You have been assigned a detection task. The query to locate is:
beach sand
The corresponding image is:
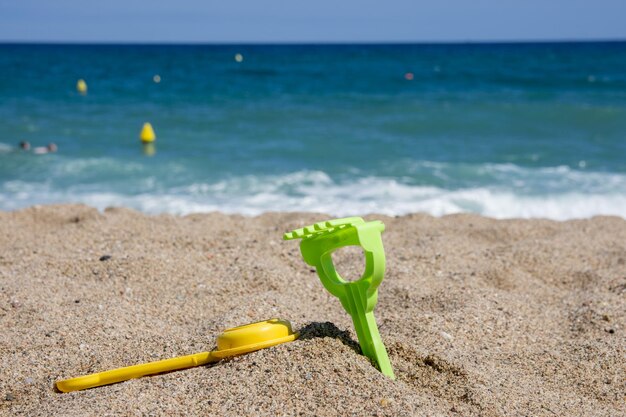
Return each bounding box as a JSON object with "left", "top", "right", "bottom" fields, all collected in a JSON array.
[{"left": 1, "top": 204, "right": 624, "bottom": 416}]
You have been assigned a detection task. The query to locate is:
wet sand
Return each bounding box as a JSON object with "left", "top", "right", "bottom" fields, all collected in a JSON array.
[{"left": 1, "top": 205, "right": 624, "bottom": 416}]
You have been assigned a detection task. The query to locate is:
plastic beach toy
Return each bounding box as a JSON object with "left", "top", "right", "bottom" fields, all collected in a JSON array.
[
  {"left": 284, "top": 217, "right": 395, "bottom": 379},
  {"left": 56, "top": 318, "right": 297, "bottom": 392}
]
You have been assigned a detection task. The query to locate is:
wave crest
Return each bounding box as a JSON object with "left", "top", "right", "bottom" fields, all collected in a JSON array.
[{"left": 2, "top": 168, "right": 626, "bottom": 220}]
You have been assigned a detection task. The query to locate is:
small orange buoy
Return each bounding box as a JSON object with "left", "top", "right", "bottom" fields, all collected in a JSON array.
[{"left": 404, "top": 72, "right": 414, "bottom": 81}]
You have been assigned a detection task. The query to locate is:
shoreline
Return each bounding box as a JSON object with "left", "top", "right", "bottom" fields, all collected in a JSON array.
[
  {"left": 5, "top": 202, "right": 626, "bottom": 222},
  {"left": 1, "top": 204, "right": 624, "bottom": 416}
]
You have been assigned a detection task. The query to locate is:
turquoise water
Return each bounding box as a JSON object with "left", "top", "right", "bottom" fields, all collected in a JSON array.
[{"left": 1, "top": 42, "right": 625, "bottom": 218}]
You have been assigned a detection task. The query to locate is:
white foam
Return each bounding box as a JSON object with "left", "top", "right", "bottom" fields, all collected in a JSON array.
[
  {"left": 0, "top": 142, "right": 15, "bottom": 153},
  {"left": 2, "top": 169, "right": 626, "bottom": 220}
]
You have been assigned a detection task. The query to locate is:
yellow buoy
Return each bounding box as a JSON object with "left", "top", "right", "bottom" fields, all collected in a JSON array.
[
  {"left": 76, "top": 79, "right": 87, "bottom": 95},
  {"left": 234, "top": 53, "right": 243, "bottom": 63},
  {"left": 139, "top": 122, "right": 156, "bottom": 143}
]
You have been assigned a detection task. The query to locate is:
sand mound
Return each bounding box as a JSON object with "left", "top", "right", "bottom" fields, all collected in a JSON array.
[{"left": 1, "top": 205, "right": 624, "bottom": 416}]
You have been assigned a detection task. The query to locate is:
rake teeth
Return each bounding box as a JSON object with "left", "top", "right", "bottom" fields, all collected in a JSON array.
[{"left": 282, "top": 216, "right": 365, "bottom": 240}]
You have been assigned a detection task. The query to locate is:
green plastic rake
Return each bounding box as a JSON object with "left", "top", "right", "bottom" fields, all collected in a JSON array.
[{"left": 284, "top": 217, "right": 394, "bottom": 379}]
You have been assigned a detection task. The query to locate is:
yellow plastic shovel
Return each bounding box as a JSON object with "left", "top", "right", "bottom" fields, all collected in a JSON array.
[{"left": 56, "top": 318, "right": 297, "bottom": 393}]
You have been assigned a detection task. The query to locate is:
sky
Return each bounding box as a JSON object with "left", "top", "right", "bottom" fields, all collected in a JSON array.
[{"left": 1, "top": 0, "right": 625, "bottom": 43}]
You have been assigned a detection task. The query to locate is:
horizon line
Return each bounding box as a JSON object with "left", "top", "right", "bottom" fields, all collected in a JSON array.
[{"left": 1, "top": 38, "right": 625, "bottom": 46}]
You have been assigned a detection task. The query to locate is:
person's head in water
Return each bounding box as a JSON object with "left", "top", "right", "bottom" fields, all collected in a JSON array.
[
  {"left": 47, "top": 143, "right": 58, "bottom": 153},
  {"left": 19, "top": 141, "right": 30, "bottom": 150}
]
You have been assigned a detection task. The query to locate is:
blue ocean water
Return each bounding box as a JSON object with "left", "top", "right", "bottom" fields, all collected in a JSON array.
[{"left": 1, "top": 42, "right": 625, "bottom": 219}]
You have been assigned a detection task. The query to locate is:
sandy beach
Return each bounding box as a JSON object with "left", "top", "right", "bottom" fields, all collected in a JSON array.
[{"left": 0, "top": 204, "right": 624, "bottom": 416}]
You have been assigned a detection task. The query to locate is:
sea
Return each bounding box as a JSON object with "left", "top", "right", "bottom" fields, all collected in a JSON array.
[{"left": 1, "top": 42, "right": 625, "bottom": 219}]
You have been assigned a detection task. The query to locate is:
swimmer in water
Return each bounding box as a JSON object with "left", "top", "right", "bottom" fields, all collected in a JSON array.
[
  {"left": 32, "top": 143, "right": 58, "bottom": 155},
  {"left": 19, "top": 141, "right": 31, "bottom": 151}
]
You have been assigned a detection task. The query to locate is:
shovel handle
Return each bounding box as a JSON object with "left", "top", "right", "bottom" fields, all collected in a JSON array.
[{"left": 56, "top": 351, "right": 215, "bottom": 392}]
